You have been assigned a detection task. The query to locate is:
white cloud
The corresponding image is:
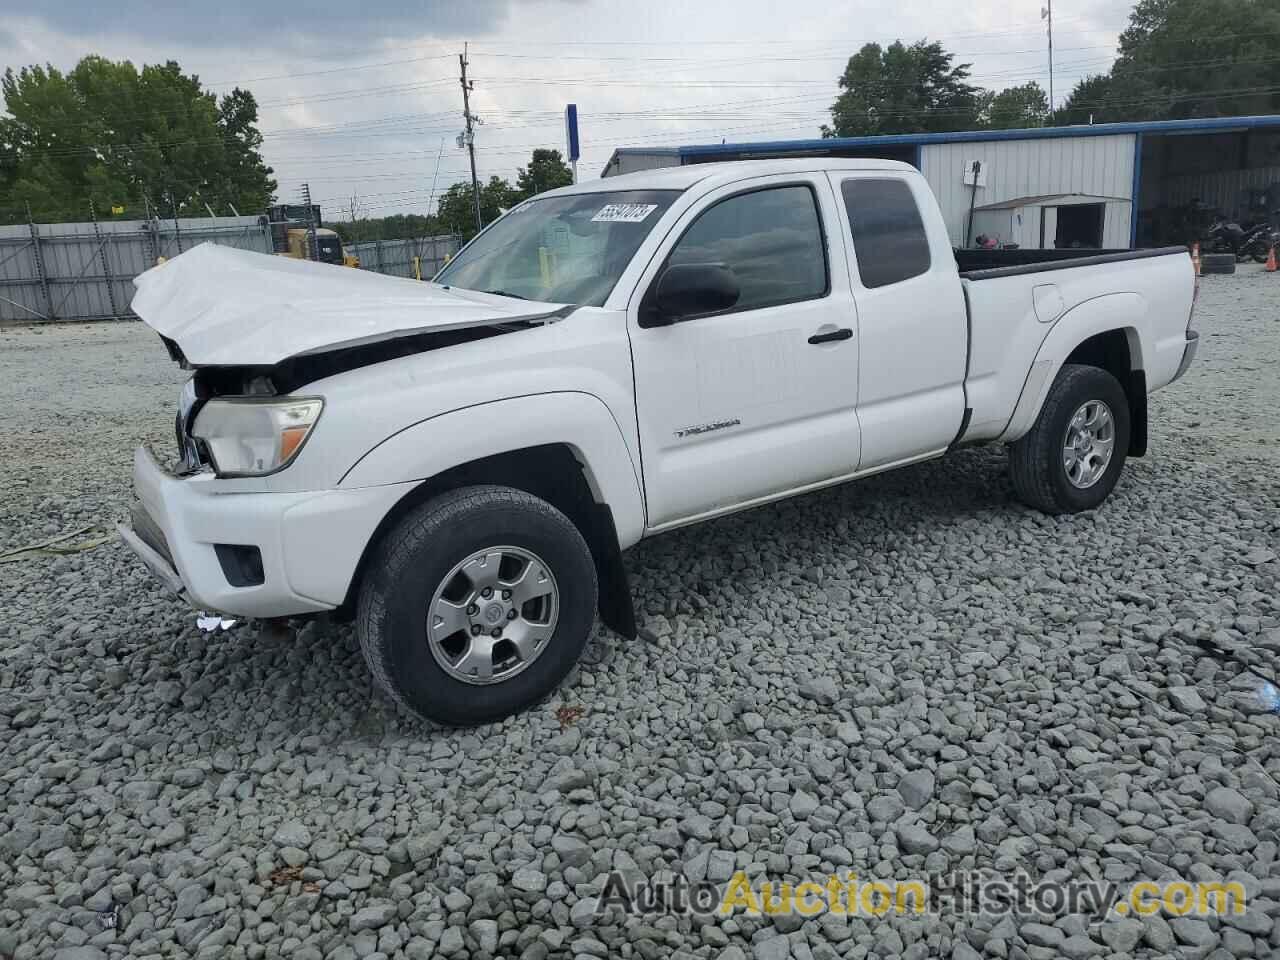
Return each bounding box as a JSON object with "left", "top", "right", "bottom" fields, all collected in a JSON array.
[{"left": 3, "top": 0, "right": 1127, "bottom": 219}]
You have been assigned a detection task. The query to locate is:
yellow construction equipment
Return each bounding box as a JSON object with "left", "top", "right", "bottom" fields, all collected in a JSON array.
[{"left": 267, "top": 204, "right": 360, "bottom": 268}]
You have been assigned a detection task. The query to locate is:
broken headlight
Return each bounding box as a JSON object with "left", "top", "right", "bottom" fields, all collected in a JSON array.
[{"left": 190, "top": 398, "right": 323, "bottom": 477}]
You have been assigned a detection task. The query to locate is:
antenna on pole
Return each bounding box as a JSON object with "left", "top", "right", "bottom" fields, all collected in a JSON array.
[
  {"left": 1042, "top": 1, "right": 1055, "bottom": 125},
  {"left": 458, "top": 43, "right": 483, "bottom": 234},
  {"left": 427, "top": 138, "right": 446, "bottom": 220}
]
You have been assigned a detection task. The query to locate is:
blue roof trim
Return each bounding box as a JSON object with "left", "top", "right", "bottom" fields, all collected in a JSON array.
[{"left": 610, "top": 115, "right": 1280, "bottom": 161}]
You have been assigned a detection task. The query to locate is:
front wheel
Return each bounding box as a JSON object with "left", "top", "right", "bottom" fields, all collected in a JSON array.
[
  {"left": 357, "top": 485, "right": 598, "bottom": 725},
  {"left": 1008, "top": 363, "right": 1131, "bottom": 515}
]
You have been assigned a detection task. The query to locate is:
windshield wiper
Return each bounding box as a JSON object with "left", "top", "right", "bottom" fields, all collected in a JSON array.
[{"left": 484, "top": 289, "right": 529, "bottom": 300}]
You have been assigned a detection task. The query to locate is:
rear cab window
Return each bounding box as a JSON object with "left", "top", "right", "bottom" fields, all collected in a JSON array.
[{"left": 840, "top": 178, "right": 931, "bottom": 289}]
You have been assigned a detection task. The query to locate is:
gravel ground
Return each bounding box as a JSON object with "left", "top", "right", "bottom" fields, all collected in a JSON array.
[{"left": 2, "top": 267, "right": 1279, "bottom": 960}]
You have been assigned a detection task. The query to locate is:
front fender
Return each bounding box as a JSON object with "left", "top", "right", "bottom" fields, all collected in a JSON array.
[
  {"left": 1000, "top": 293, "right": 1145, "bottom": 442},
  {"left": 338, "top": 391, "right": 646, "bottom": 547}
]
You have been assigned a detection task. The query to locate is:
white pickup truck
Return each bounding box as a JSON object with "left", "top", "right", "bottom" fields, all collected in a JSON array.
[{"left": 120, "top": 158, "right": 1199, "bottom": 724}]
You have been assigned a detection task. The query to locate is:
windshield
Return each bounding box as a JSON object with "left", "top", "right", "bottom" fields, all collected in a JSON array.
[{"left": 435, "top": 189, "right": 681, "bottom": 306}]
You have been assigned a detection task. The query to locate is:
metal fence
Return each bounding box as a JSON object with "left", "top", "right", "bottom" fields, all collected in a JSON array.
[
  {"left": 0, "top": 215, "right": 273, "bottom": 323},
  {"left": 0, "top": 215, "right": 462, "bottom": 323},
  {"left": 347, "top": 235, "right": 459, "bottom": 279}
]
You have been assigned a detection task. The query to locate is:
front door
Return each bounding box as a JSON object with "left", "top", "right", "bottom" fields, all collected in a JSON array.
[{"left": 628, "top": 175, "right": 862, "bottom": 529}]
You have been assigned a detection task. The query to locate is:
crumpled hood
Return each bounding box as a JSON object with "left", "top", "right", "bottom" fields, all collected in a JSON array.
[{"left": 131, "top": 242, "right": 565, "bottom": 367}]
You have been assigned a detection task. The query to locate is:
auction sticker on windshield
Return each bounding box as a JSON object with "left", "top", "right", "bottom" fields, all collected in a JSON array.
[{"left": 592, "top": 203, "right": 658, "bottom": 223}]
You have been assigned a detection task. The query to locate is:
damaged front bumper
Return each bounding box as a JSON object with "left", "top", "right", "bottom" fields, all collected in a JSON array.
[
  {"left": 117, "top": 446, "right": 414, "bottom": 618},
  {"left": 117, "top": 502, "right": 186, "bottom": 598}
]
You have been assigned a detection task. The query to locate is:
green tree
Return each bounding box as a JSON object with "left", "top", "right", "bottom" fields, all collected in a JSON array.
[
  {"left": 215, "top": 87, "right": 276, "bottom": 213},
  {"left": 0, "top": 56, "right": 276, "bottom": 222},
  {"left": 981, "top": 82, "right": 1049, "bottom": 129},
  {"left": 823, "top": 40, "right": 984, "bottom": 138},
  {"left": 329, "top": 212, "right": 445, "bottom": 244},
  {"left": 436, "top": 176, "right": 518, "bottom": 238},
  {"left": 1062, "top": 0, "right": 1280, "bottom": 122},
  {"left": 1058, "top": 74, "right": 1122, "bottom": 126},
  {"left": 516, "top": 148, "right": 573, "bottom": 199}
]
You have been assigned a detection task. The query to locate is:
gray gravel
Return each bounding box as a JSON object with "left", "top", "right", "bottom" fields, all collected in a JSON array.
[{"left": 2, "top": 267, "right": 1280, "bottom": 960}]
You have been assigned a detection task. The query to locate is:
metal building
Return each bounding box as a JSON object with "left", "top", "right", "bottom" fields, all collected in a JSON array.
[{"left": 602, "top": 115, "right": 1280, "bottom": 250}]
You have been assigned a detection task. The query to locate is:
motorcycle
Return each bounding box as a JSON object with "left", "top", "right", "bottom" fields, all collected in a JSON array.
[
  {"left": 1204, "top": 218, "right": 1247, "bottom": 259},
  {"left": 1239, "top": 222, "right": 1280, "bottom": 263},
  {"left": 1205, "top": 218, "right": 1277, "bottom": 263}
]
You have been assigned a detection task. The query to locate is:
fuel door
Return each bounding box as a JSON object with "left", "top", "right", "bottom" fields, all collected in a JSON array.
[{"left": 1033, "top": 283, "right": 1065, "bottom": 324}]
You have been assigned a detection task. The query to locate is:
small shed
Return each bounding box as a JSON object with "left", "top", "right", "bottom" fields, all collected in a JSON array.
[{"left": 969, "top": 193, "right": 1132, "bottom": 250}]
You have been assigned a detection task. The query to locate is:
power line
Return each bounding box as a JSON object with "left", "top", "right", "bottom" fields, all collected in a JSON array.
[
  {"left": 310, "top": 85, "right": 1280, "bottom": 204},
  {"left": 459, "top": 18, "right": 1113, "bottom": 45},
  {"left": 189, "top": 22, "right": 1122, "bottom": 88},
  {"left": 254, "top": 77, "right": 456, "bottom": 108},
  {"left": 301, "top": 83, "right": 1280, "bottom": 205},
  {"left": 465, "top": 43, "right": 1120, "bottom": 64},
  {"left": 23, "top": 34, "right": 1280, "bottom": 143},
  {"left": 203, "top": 53, "right": 456, "bottom": 87},
  {"left": 23, "top": 17, "right": 1280, "bottom": 137},
  {"left": 12, "top": 51, "right": 1280, "bottom": 166}
]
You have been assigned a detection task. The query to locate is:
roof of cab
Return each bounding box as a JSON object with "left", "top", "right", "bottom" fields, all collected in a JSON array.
[{"left": 537, "top": 157, "right": 918, "bottom": 198}]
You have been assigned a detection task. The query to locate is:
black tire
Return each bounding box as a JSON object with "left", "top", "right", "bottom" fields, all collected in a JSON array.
[
  {"left": 357, "top": 485, "right": 597, "bottom": 725},
  {"left": 1009, "top": 363, "right": 1131, "bottom": 515},
  {"left": 1201, "top": 252, "right": 1236, "bottom": 275}
]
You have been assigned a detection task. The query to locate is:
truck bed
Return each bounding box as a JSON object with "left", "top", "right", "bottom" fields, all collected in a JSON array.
[
  {"left": 957, "top": 245, "right": 1195, "bottom": 444},
  {"left": 956, "top": 245, "right": 1188, "bottom": 278}
]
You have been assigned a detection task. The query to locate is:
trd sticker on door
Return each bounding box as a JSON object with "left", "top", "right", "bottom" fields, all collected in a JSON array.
[{"left": 674, "top": 418, "right": 742, "bottom": 439}]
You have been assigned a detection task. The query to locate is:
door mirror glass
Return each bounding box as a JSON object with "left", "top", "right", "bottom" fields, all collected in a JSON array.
[{"left": 648, "top": 263, "right": 740, "bottom": 324}]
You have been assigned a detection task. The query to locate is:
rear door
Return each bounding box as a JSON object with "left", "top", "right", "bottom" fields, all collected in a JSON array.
[
  {"left": 627, "top": 174, "right": 861, "bottom": 528},
  {"left": 827, "top": 172, "right": 967, "bottom": 469}
]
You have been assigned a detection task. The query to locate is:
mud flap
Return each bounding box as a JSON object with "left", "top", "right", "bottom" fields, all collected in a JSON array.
[
  {"left": 1128, "top": 370, "right": 1147, "bottom": 457},
  {"left": 587, "top": 503, "right": 636, "bottom": 639}
]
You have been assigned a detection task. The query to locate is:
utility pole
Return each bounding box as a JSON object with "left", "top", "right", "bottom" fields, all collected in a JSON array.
[
  {"left": 1042, "top": 1, "right": 1055, "bottom": 125},
  {"left": 459, "top": 44, "right": 482, "bottom": 233}
]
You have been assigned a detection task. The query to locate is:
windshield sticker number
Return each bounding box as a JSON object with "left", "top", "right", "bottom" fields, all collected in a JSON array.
[{"left": 592, "top": 203, "right": 658, "bottom": 223}]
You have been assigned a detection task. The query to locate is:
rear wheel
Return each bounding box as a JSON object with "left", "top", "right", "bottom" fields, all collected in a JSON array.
[
  {"left": 357, "top": 485, "right": 597, "bottom": 725},
  {"left": 1009, "top": 363, "right": 1131, "bottom": 515}
]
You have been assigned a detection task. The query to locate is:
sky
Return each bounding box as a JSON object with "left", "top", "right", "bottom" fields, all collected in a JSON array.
[{"left": 3, "top": 0, "right": 1133, "bottom": 221}]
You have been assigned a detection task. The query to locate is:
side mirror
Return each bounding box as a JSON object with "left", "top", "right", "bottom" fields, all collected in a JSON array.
[{"left": 643, "top": 263, "right": 740, "bottom": 326}]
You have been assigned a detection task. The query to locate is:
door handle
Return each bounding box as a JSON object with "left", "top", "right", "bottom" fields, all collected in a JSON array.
[{"left": 808, "top": 327, "right": 853, "bottom": 345}]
